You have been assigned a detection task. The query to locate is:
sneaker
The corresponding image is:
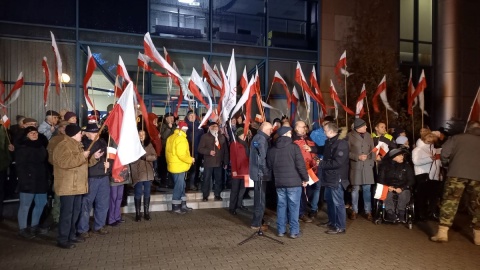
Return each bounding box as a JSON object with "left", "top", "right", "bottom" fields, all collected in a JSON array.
[
  {"left": 57, "top": 242, "right": 75, "bottom": 249},
  {"left": 214, "top": 196, "right": 223, "bottom": 201},
  {"left": 299, "top": 214, "right": 313, "bottom": 223},
  {"left": 32, "top": 226, "right": 49, "bottom": 236},
  {"left": 108, "top": 221, "right": 120, "bottom": 227},
  {"left": 69, "top": 236, "right": 86, "bottom": 243},
  {"left": 78, "top": 232, "right": 90, "bottom": 238},
  {"left": 18, "top": 229, "right": 35, "bottom": 239},
  {"left": 277, "top": 232, "right": 285, "bottom": 237},
  {"left": 289, "top": 232, "right": 302, "bottom": 239},
  {"left": 92, "top": 227, "right": 109, "bottom": 235},
  {"left": 250, "top": 226, "right": 260, "bottom": 230}
]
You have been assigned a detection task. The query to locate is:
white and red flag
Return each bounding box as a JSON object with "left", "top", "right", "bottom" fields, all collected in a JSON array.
[
  {"left": 230, "top": 75, "right": 255, "bottom": 137},
  {"left": 42, "top": 57, "right": 50, "bottom": 107},
  {"left": 334, "top": 50, "right": 347, "bottom": 79},
  {"left": 117, "top": 56, "right": 132, "bottom": 83},
  {"left": 143, "top": 33, "right": 183, "bottom": 83},
  {"left": 50, "top": 32, "right": 62, "bottom": 95},
  {"left": 83, "top": 46, "right": 96, "bottom": 108},
  {"left": 355, "top": 84, "right": 367, "bottom": 118},
  {"left": 407, "top": 69, "right": 417, "bottom": 115},
  {"left": 163, "top": 46, "right": 172, "bottom": 64},
  {"left": 307, "top": 168, "right": 319, "bottom": 185},
  {"left": 240, "top": 67, "right": 248, "bottom": 94},
  {"left": 467, "top": 87, "right": 480, "bottom": 123},
  {"left": 372, "top": 141, "right": 389, "bottom": 157},
  {"left": 202, "top": 58, "right": 222, "bottom": 92},
  {"left": 273, "top": 71, "right": 291, "bottom": 110},
  {"left": 372, "top": 75, "right": 398, "bottom": 116},
  {"left": 104, "top": 82, "right": 146, "bottom": 181},
  {"left": 295, "top": 62, "right": 310, "bottom": 93},
  {"left": 291, "top": 86, "right": 300, "bottom": 121},
  {"left": 309, "top": 66, "right": 328, "bottom": 116},
  {"left": 374, "top": 183, "right": 389, "bottom": 200},
  {"left": 413, "top": 69, "right": 427, "bottom": 115},
  {"left": 189, "top": 68, "right": 213, "bottom": 129},
  {"left": 137, "top": 53, "right": 168, "bottom": 78},
  {"left": 329, "top": 80, "right": 355, "bottom": 116},
  {"left": 1, "top": 115, "right": 10, "bottom": 128},
  {"left": 4, "top": 72, "right": 24, "bottom": 105}
]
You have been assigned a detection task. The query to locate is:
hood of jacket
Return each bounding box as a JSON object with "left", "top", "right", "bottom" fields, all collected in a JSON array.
[{"left": 275, "top": 136, "right": 292, "bottom": 148}]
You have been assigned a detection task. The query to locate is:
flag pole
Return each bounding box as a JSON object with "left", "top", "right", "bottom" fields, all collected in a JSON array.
[
  {"left": 364, "top": 93, "right": 373, "bottom": 134},
  {"left": 411, "top": 111, "right": 415, "bottom": 143},
  {"left": 385, "top": 109, "right": 389, "bottom": 130},
  {"left": 86, "top": 120, "right": 108, "bottom": 152},
  {"left": 265, "top": 81, "right": 274, "bottom": 102},
  {"left": 421, "top": 109, "right": 424, "bottom": 129},
  {"left": 464, "top": 87, "right": 480, "bottom": 132},
  {"left": 344, "top": 69, "right": 348, "bottom": 129}
]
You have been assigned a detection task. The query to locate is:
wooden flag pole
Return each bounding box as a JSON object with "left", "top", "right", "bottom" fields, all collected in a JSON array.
[
  {"left": 411, "top": 111, "right": 415, "bottom": 143},
  {"left": 385, "top": 109, "right": 389, "bottom": 130},
  {"left": 265, "top": 81, "right": 274, "bottom": 102},
  {"left": 364, "top": 93, "right": 373, "bottom": 134},
  {"left": 464, "top": 87, "right": 480, "bottom": 132},
  {"left": 344, "top": 69, "right": 348, "bottom": 129}
]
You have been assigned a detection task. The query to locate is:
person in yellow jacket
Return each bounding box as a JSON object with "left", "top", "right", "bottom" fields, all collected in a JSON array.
[{"left": 166, "top": 120, "right": 195, "bottom": 214}]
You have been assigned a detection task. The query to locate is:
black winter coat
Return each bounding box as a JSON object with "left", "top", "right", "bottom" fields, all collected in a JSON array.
[
  {"left": 198, "top": 132, "right": 229, "bottom": 168},
  {"left": 82, "top": 137, "right": 109, "bottom": 177},
  {"left": 249, "top": 130, "right": 270, "bottom": 181},
  {"left": 15, "top": 137, "right": 49, "bottom": 193},
  {"left": 378, "top": 159, "right": 415, "bottom": 190},
  {"left": 319, "top": 134, "right": 350, "bottom": 189},
  {"left": 267, "top": 136, "right": 308, "bottom": 188}
]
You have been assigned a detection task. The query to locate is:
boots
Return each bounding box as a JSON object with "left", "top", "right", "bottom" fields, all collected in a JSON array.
[
  {"left": 431, "top": 225, "right": 449, "bottom": 243},
  {"left": 171, "top": 203, "right": 186, "bottom": 215},
  {"left": 144, "top": 197, "right": 151, "bottom": 221},
  {"left": 474, "top": 229, "right": 480, "bottom": 245},
  {"left": 181, "top": 201, "right": 193, "bottom": 212},
  {"left": 134, "top": 198, "right": 142, "bottom": 222}
]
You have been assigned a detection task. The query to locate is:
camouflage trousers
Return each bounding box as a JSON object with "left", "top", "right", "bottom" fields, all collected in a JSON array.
[{"left": 439, "top": 177, "right": 480, "bottom": 229}]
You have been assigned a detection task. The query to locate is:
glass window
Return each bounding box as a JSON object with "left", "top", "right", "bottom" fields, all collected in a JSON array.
[
  {"left": 400, "top": 41, "right": 414, "bottom": 63},
  {"left": 213, "top": 0, "right": 265, "bottom": 45},
  {"left": 0, "top": 1, "right": 75, "bottom": 27},
  {"left": 268, "top": 0, "right": 316, "bottom": 50},
  {"left": 400, "top": 0, "right": 414, "bottom": 40},
  {"left": 418, "top": 0, "right": 432, "bottom": 42},
  {"left": 150, "top": 0, "right": 209, "bottom": 40},
  {"left": 418, "top": 43, "right": 432, "bottom": 65},
  {"left": 80, "top": 0, "right": 147, "bottom": 33}
]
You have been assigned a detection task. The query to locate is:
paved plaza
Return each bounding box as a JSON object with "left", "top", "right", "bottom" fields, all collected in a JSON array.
[{"left": 0, "top": 207, "right": 479, "bottom": 269}]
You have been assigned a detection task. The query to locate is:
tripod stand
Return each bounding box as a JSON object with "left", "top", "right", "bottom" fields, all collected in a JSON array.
[{"left": 238, "top": 143, "right": 283, "bottom": 246}]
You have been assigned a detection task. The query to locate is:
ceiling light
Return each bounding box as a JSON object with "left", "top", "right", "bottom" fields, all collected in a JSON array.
[{"left": 178, "top": 0, "right": 194, "bottom": 4}]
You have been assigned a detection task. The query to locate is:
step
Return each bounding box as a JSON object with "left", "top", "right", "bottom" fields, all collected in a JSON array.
[{"left": 122, "top": 190, "right": 254, "bottom": 213}]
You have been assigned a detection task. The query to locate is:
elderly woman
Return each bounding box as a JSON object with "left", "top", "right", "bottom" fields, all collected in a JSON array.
[
  {"left": 130, "top": 129, "right": 157, "bottom": 222},
  {"left": 412, "top": 132, "right": 442, "bottom": 221},
  {"left": 15, "top": 126, "right": 49, "bottom": 239},
  {"left": 378, "top": 149, "right": 415, "bottom": 222}
]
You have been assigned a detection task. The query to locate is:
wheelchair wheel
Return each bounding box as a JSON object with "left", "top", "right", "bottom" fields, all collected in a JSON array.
[{"left": 374, "top": 220, "right": 382, "bottom": 225}]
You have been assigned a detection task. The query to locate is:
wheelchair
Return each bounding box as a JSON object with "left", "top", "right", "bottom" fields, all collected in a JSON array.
[{"left": 374, "top": 191, "right": 415, "bottom": 229}]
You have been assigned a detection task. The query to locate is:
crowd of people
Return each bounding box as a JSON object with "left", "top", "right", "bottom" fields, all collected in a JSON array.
[{"left": 1, "top": 107, "right": 480, "bottom": 248}]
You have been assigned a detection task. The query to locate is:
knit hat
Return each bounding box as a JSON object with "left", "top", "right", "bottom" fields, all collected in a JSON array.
[
  {"left": 64, "top": 112, "right": 77, "bottom": 121},
  {"left": 177, "top": 120, "right": 188, "bottom": 130},
  {"left": 24, "top": 126, "right": 38, "bottom": 136},
  {"left": 235, "top": 127, "right": 244, "bottom": 137},
  {"left": 277, "top": 126, "right": 292, "bottom": 137},
  {"left": 395, "top": 135, "right": 408, "bottom": 145},
  {"left": 65, "top": 124, "right": 82, "bottom": 137},
  {"left": 388, "top": 148, "right": 405, "bottom": 159},
  {"left": 354, "top": 118, "right": 366, "bottom": 129}
]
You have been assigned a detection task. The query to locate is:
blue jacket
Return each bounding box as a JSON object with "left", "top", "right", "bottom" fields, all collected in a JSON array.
[{"left": 319, "top": 134, "right": 350, "bottom": 189}]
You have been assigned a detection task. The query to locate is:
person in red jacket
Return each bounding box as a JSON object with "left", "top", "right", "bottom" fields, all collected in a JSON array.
[{"left": 228, "top": 127, "right": 250, "bottom": 215}]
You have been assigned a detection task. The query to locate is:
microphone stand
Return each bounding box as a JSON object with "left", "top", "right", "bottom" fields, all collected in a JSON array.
[{"left": 238, "top": 144, "right": 283, "bottom": 245}]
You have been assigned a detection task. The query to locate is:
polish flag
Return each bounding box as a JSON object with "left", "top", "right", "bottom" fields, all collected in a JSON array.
[
  {"left": 163, "top": 46, "right": 172, "bottom": 64},
  {"left": 137, "top": 53, "right": 168, "bottom": 78},
  {"left": 143, "top": 33, "right": 183, "bottom": 84},
  {"left": 244, "top": 175, "right": 254, "bottom": 188},
  {"left": 1, "top": 115, "right": 10, "bottom": 128},
  {"left": 106, "top": 146, "right": 117, "bottom": 160},
  {"left": 240, "top": 66, "right": 248, "bottom": 93},
  {"left": 83, "top": 46, "right": 96, "bottom": 108},
  {"left": 372, "top": 141, "right": 389, "bottom": 157},
  {"left": 307, "top": 168, "right": 319, "bottom": 185},
  {"left": 230, "top": 75, "right": 255, "bottom": 137},
  {"left": 413, "top": 70, "right": 427, "bottom": 114},
  {"left": 114, "top": 78, "right": 124, "bottom": 98},
  {"left": 42, "top": 57, "right": 50, "bottom": 107},
  {"left": 291, "top": 86, "right": 300, "bottom": 121},
  {"left": 50, "top": 32, "right": 62, "bottom": 95},
  {"left": 467, "top": 87, "right": 480, "bottom": 123},
  {"left": 273, "top": 71, "right": 291, "bottom": 110},
  {"left": 374, "top": 183, "right": 389, "bottom": 200},
  {"left": 190, "top": 68, "right": 213, "bottom": 129},
  {"left": 355, "top": 84, "right": 367, "bottom": 118},
  {"left": 104, "top": 82, "right": 146, "bottom": 181},
  {"left": 334, "top": 50, "right": 347, "bottom": 78},
  {"left": 329, "top": 80, "right": 355, "bottom": 116},
  {"left": 4, "top": 72, "right": 24, "bottom": 105},
  {"left": 202, "top": 58, "right": 222, "bottom": 92},
  {"left": 117, "top": 56, "right": 131, "bottom": 83},
  {"left": 295, "top": 62, "right": 311, "bottom": 93},
  {"left": 188, "top": 68, "right": 210, "bottom": 110},
  {"left": 309, "top": 66, "right": 327, "bottom": 116},
  {"left": 407, "top": 69, "right": 417, "bottom": 115},
  {"left": 372, "top": 75, "right": 398, "bottom": 115}
]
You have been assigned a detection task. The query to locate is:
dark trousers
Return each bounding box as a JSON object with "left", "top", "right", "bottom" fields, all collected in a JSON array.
[
  {"left": 251, "top": 181, "right": 267, "bottom": 227},
  {"left": 202, "top": 167, "right": 223, "bottom": 198},
  {"left": 0, "top": 170, "right": 6, "bottom": 219},
  {"left": 229, "top": 178, "right": 246, "bottom": 211},
  {"left": 158, "top": 155, "right": 170, "bottom": 187},
  {"left": 415, "top": 173, "right": 429, "bottom": 218},
  {"left": 187, "top": 154, "right": 202, "bottom": 188},
  {"left": 58, "top": 195, "right": 82, "bottom": 244}
]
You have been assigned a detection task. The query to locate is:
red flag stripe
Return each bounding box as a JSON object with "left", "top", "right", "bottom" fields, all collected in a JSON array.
[
  {"left": 83, "top": 47, "right": 96, "bottom": 108},
  {"left": 42, "top": 57, "right": 50, "bottom": 107}
]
